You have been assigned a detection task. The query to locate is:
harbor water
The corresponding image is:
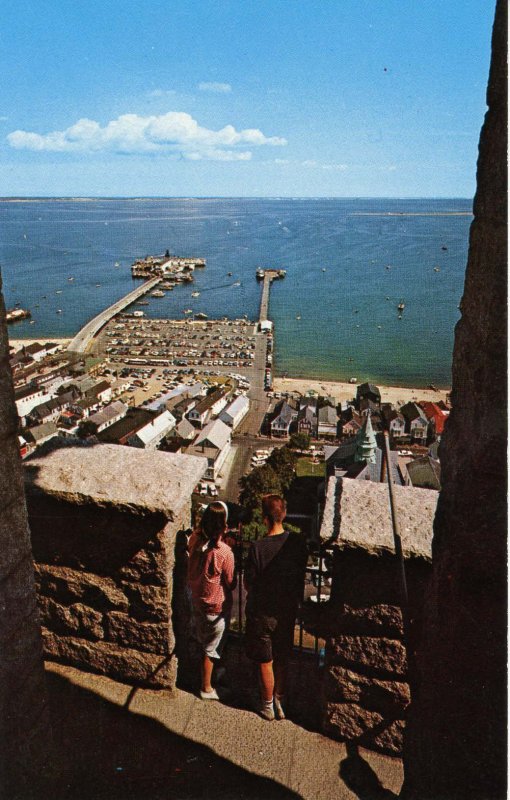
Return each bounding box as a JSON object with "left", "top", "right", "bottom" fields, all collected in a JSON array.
[{"left": 0, "top": 197, "right": 472, "bottom": 387}]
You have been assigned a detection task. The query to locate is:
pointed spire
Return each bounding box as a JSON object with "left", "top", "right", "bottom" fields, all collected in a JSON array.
[{"left": 354, "top": 410, "right": 377, "bottom": 463}]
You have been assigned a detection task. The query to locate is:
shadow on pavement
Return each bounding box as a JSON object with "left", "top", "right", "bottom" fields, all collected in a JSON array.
[
  {"left": 339, "top": 743, "right": 398, "bottom": 800},
  {"left": 45, "top": 670, "right": 302, "bottom": 800}
]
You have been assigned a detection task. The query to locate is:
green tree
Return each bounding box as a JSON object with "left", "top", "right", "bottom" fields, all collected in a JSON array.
[
  {"left": 289, "top": 432, "right": 311, "bottom": 451},
  {"left": 266, "top": 446, "right": 297, "bottom": 490},
  {"left": 239, "top": 465, "right": 282, "bottom": 511},
  {"left": 77, "top": 419, "right": 98, "bottom": 439}
]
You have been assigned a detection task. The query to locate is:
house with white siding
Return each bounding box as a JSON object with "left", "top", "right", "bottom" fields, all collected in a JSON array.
[{"left": 219, "top": 395, "right": 250, "bottom": 429}]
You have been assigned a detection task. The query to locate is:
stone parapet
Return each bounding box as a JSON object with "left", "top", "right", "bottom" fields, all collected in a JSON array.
[
  {"left": 320, "top": 478, "right": 436, "bottom": 756},
  {"left": 26, "top": 442, "right": 207, "bottom": 689}
]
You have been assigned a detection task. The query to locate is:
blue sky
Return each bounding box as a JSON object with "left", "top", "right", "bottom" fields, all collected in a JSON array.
[{"left": 0, "top": 1, "right": 494, "bottom": 197}]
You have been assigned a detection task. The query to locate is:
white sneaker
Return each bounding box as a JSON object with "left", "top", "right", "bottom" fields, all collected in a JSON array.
[
  {"left": 274, "top": 696, "right": 286, "bottom": 720},
  {"left": 200, "top": 689, "right": 219, "bottom": 700}
]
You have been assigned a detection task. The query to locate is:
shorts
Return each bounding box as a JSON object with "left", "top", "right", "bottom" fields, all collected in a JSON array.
[
  {"left": 193, "top": 607, "right": 230, "bottom": 660},
  {"left": 245, "top": 614, "right": 296, "bottom": 663}
]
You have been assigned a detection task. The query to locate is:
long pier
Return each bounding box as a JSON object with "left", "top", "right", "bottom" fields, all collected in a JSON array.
[
  {"left": 67, "top": 277, "right": 161, "bottom": 353},
  {"left": 259, "top": 270, "right": 281, "bottom": 321}
]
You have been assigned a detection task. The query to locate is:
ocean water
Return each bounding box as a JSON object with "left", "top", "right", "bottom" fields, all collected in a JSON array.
[{"left": 0, "top": 197, "right": 472, "bottom": 387}]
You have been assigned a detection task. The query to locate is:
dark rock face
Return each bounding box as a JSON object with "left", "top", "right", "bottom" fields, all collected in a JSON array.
[
  {"left": 0, "top": 274, "right": 52, "bottom": 794},
  {"left": 401, "top": 3, "right": 507, "bottom": 799}
]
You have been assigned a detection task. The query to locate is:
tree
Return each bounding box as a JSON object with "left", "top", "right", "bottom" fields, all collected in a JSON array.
[
  {"left": 77, "top": 419, "right": 98, "bottom": 439},
  {"left": 266, "top": 446, "right": 297, "bottom": 490},
  {"left": 239, "top": 465, "right": 282, "bottom": 511},
  {"left": 289, "top": 432, "right": 311, "bottom": 451}
]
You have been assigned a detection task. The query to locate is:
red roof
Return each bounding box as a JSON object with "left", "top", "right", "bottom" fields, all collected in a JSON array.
[{"left": 418, "top": 401, "right": 449, "bottom": 435}]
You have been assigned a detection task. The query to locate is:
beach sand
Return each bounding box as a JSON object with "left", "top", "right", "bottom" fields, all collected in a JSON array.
[{"left": 273, "top": 377, "right": 450, "bottom": 407}]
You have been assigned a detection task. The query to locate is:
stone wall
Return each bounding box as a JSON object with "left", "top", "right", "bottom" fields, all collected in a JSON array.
[
  {"left": 0, "top": 274, "right": 52, "bottom": 795},
  {"left": 25, "top": 442, "right": 206, "bottom": 690},
  {"left": 401, "top": 3, "right": 507, "bottom": 798},
  {"left": 320, "top": 478, "right": 437, "bottom": 756}
]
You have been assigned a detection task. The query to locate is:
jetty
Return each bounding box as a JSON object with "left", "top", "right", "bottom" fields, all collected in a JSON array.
[
  {"left": 67, "top": 277, "right": 161, "bottom": 353},
  {"left": 258, "top": 269, "right": 285, "bottom": 321}
]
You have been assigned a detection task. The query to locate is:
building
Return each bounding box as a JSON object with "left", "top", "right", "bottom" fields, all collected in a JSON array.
[
  {"left": 356, "top": 383, "right": 381, "bottom": 410},
  {"left": 406, "top": 455, "right": 442, "bottom": 491},
  {"left": 97, "top": 408, "right": 159, "bottom": 445},
  {"left": 219, "top": 395, "right": 250, "bottom": 429},
  {"left": 326, "top": 414, "right": 405, "bottom": 485},
  {"left": 87, "top": 401, "right": 128, "bottom": 433},
  {"left": 167, "top": 417, "right": 197, "bottom": 441},
  {"left": 297, "top": 405, "right": 317, "bottom": 436},
  {"left": 187, "top": 388, "right": 230, "bottom": 429},
  {"left": 418, "top": 401, "right": 449, "bottom": 440},
  {"left": 270, "top": 399, "right": 299, "bottom": 438},
  {"left": 317, "top": 405, "right": 339, "bottom": 439},
  {"left": 26, "top": 421, "right": 60, "bottom": 448},
  {"left": 400, "top": 402, "right": 430, "bottom": 443},
  {"left": 128, "top": 410, "right": 177, "bottom": 449},
  {"left": 381, "top": 405, "right": 406, "bottom": 439},
  {"left": 187, "top": 419, "right": 231, "bottom": 480}
]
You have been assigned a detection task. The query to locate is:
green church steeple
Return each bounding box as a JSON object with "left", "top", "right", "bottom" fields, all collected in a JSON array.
[{"left": 354, "top": 411, "right": 377, "bottom": 463}]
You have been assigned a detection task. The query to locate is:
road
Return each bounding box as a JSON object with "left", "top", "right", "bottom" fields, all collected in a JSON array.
[{"left": 67, "top": 277, "right": 161, "bottom": 353}]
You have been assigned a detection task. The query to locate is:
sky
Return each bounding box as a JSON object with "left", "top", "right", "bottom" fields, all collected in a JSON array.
[{"left": 0, "top": 0, "right": 495, "bottom": 197}]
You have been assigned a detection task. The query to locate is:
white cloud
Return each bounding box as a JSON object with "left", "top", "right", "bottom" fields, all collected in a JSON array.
[
  {"left": 147, "top": 89, "right": 177, "bottom": 98},
  {"left": 198, "top": 81, "right": 232, "bottom": 93},
  {"left": 6, "top": 111, "right": 286, "bottom": 160}
]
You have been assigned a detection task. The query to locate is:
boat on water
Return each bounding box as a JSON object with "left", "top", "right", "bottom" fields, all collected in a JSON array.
[
  {"left": 191, "top": 291, "right": 200, "bottom": 298},
  {"left": 56, "top": 309, "right": 62, "bottom": 314},
  {"left": 397, "top": 301, "right": 405, "bottom": 311},
  {"left": 96, "top": 283, "right": 101, "bottom": 287},
  {"left": 296, "top": 315, "right": 301, "bottom": 320},
  {"left": 278, "top": 269, "right": 286, "bottom": 278},
  {"left": 184, "top": 309, "right": 193, "bottom": 314},
  {"left": 433, "top": 266, "right": 440, "bottom": 272},
  {"left": 29, "top": 320, "right": 35, "bottom": 324},
  {"left": 256, "top": 269, "right": 264, "bottom": 280},
  {"left": 228, "top": 272, "right": 233, "bottom": 277},
  {"left": 196, "top": 312, "right": 208, "bottom": 320},
  {"left": 6, "top": 308, "right": 31, "bottom": 323},
  {"left": 56, "top": 290, "right": 62, "bottom": 294},
  {"left": 233, "top": 281, "right": 241, "bottom": 287},
  {"left": 441, "top": 245, "right": 448, "bottom": 251},
  {"left": 349, "top": 377, "right": 357, "bottom": 384},
  {"left": 114, "top": 261, "right": 120, "bottom": 267},
  {"left": 68, "top": 277, "right": 74, "bottom": 282},
  {"left": 322, "top": 268, "right": 326, "bottom": 272},
  {"left": 152, "top": 290, "right": 166, "bottom": 297}
]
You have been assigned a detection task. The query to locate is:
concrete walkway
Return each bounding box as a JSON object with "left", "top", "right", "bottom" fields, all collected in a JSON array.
[{"left": 46, "top": 661, "right": 403, "bottom": 800}]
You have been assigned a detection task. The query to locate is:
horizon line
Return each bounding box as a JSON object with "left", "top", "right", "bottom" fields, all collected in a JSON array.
[{"left": 0, "top": 194, "right": 473, "bottom": 201}]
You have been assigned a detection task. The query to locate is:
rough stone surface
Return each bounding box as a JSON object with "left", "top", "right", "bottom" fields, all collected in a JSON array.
[
  {"left": 121, "top": 582, "right": 170, "bottom": 622},
  {"left": 324, "top": 666, "right": 410, "bottom": 716},
  {"left": 105, "top": 610, "right": 174, "bottom": 654},
  {"left": 0, "top": 273, "right": 52, "bottom": 794},
  {"left": 402, "top": 5, "right": 507, "bottom": 798},
  {"left": 25, "top": 442, "right": 207, "bottom": 518},
  {"left": 38, "top": 596, "right": 104, "bottom": 640},
  {"left": 35, "top": 564, "right": 129, "bottom": 611},
  {"left": 118, "top": 546, "right": 168, "bottom": 585},
  {"left": 325, "top": 604, "right": 404, "bottom": 638},
  {"left": 43, "top": 630, "right": 176, "bottom": 688},
  {"left": 329, "top": 635, "right": 407, "bottom": 679},
  {"left": 324, "top": 702, "right": 404, "bottom": 757},
  {"left": 320, "top": 477, "right": 437, "bottom": 560}
]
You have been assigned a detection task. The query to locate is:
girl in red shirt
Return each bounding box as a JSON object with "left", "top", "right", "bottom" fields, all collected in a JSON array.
[{"left": 188, "top": 502, "right": 236, "bottom": 699}]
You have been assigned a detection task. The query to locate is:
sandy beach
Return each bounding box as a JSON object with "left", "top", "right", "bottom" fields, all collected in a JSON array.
[{"left": 273, "top": 377, "right": 450, "bottom": 407}]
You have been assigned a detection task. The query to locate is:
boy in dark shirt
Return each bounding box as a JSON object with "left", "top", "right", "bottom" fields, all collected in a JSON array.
[{"left": 244, "top": 494, "right": 308, "bottom": 720}]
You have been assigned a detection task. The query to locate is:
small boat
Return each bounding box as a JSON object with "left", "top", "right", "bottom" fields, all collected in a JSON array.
[
  {"left": 322, "top": 268, "right": 326, "bottom": 272},
  {"left": 296, "top": 315, "right": 301, "bottom": 320},
  {"left": 256, "top": 269, "right": 265, "bottom": 279},
  {"left": 29, "top": 320, "right": 35, "bottom": 324},
  {"left": 398, "top": 314, "right": 402, "bottom": 320},
  {"left": 433, "top": 266, "right": 440, "bottom": 272},
  {"left": 385, "top": 265, "right": 391, "bottom": 270},
  {"left": 397, "top": 301, "right": 405, "bottom": 311},
  {"left": 68, "top": 277, "right": 74, "bottom": 282},
  {"left": 114, "top": 261, "right": 120, "bottom": 267},
  {"left": 184, "top": 309, "right": 193, "bottom": 315},
  {"left": 227, "top": 272, "right": 233, "bottom": 277},
  {"left": 151, "top": 290, "right": 165, "bottom": 297},
  {"left": 349, "top": 377, "right": 357, "bottom": 384},
  {"left": 96, "top": 283, "right": 101, "bottom": 287},
  {"left": 441, "top": 245, "right": 448, "bottom": 251},
  {"left": 56, "top": 309, "right": 62, "bottom": 314},
  {"left": 191, "top": 291, "right": 200, "bottom": 298},
  {"left": 196, "top": 312, "right": 208, "bottom": 320},
  {"left": 233, "top": 281, "right": 241, "bottom": 286},
  {"left": 56, "top": 290, "right": 62, "bottom": 294}
]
